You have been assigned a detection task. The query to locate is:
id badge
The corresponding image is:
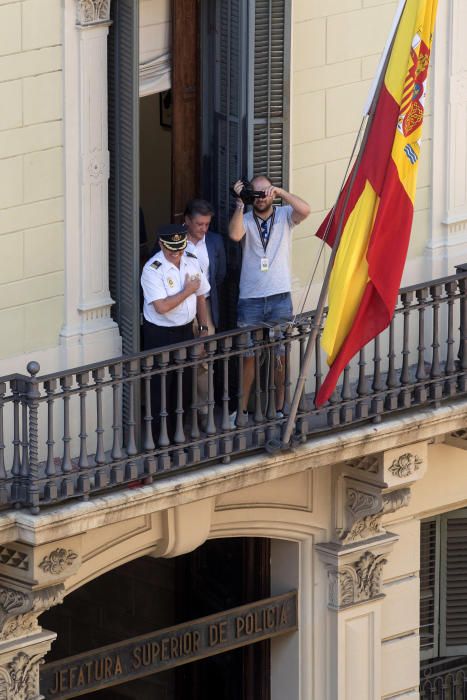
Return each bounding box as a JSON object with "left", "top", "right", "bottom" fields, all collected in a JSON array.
[{"left": 260, "top": 257, "right": 269, "bottom": 272}]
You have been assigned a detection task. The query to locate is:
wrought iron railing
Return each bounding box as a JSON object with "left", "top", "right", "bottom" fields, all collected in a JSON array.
[
  {"left": 421, "top": 656, "right": 467, "bottom": 699},
  {"left": 0, "top": 265, "right": 466, "bottom": 513}
]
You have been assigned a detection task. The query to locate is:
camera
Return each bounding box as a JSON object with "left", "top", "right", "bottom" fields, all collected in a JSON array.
[{"left": 230, "top": 178, "right": 266, "bottom": 206}]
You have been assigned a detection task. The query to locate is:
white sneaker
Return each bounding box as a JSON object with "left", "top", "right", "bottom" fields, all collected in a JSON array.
[
  {"left": 276, "top": 410, "right": 284, "bottom": 419},
  {"left": 229, "top": 410, "right": 248, "bottom": 429}
]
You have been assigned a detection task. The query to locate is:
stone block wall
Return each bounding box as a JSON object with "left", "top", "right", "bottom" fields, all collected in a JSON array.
[{"left": 0, "top": 0, "right": 64, "bottom": 363}]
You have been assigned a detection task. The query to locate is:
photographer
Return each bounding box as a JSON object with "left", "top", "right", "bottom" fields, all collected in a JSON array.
[{"left": 228, "top": 176, "right": 310, "bottom": 426}]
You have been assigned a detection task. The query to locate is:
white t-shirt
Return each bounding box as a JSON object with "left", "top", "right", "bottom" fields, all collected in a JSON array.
[
  {"left": 239, "top": 205, "right": 295, "bottom": 299},
  {"left": 141, "top": 249, "right": 210, "bottom": 327},
  {"left": 186, "top": 237, "right": 210, "bottom": 297}
]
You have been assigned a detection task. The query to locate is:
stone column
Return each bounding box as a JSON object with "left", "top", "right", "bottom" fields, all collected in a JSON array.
[
  {"left": 428, "top": 0, "right": 467, "bottom": 276},
  {"left": 317, "top": 443, "right": 428, "bottom": 700},
  {"left": 60, "top": 0, "right": 121, "bottom": 367},
  {"left": 0, "top": 538, "right": 81, "bottom": 699}
]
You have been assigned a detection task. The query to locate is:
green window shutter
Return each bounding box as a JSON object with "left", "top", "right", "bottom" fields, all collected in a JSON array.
[
  {"left": 440, "top": 510, "right": 467, "bottom": 656},
  {"left": 253, "top": 0, "right": 291, "bottom": 188},
  {"left": 108, "top": 0, "right": 140, "bottom": 356},
  {"left": 420, "top": 518, "right": 440, "bottom": 660}
]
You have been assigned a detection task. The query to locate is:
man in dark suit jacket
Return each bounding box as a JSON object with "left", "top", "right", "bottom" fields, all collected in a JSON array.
[{"left": 185, "top": 199, "right": 226, "bottom": 331}]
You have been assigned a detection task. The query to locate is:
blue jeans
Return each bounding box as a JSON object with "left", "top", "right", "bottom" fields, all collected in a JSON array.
[{"left": 237, "top": 292, "right": 293, "bottom": 355}]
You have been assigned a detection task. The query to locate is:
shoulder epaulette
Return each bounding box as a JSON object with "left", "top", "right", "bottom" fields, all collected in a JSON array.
[
  {"left": 186, "top": 251, "right": 197, "bottom": 259},
  {"left": 150, "top": 260, "right": 162, "bottom": 269}
]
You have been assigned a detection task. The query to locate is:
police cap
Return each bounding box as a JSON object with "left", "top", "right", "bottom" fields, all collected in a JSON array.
[{"left": 158, "top": 223, "right": 188, "bottom": 251}]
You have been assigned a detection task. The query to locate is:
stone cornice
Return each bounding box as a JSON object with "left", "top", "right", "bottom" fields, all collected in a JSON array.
[{"left": 1, "top": 400, "right": 466, "bottom": 547}]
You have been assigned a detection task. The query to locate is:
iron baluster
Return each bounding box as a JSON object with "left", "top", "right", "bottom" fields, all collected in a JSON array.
[
  {"left": 173, "top": 348, "right": 187, "bottom": 447},
  {"left": 60, "top": 375, "right": 73, "bottom": 474},
  {"left": 356, "top": 347, "right": 369, "bottom": 418},
  {"left": 415, "top": 287, "right": 428, "bottom": 403},
  {"left": 77, "top": 372, "right": 89, "bottom": 470},
  {"left": 235, "top": 332, "right": 249, "bottom": 429},
  {"left": 385, "top": 318, "right": 399, "bottom": 410},
  {"left": 45, "top": 379, "right": 57, "bottom": 477},
  {"left": 444, "top": 281, "right": 457, "bottom": 396},
  {"left": 124, "top": 360, "right": 138, "bottom": 457},
  {"left": 11, "top": 379, "right": 21, "bottom": 479},
  {"left": 189, "top": 343, "right": 201, "bottom": 440},
  {"left": 205, "top": 338, "right": 217, "bottom": 436},
  {"left": 109, "top": 363, "right": 124, "bottom": 461},
  {"left": 399, "top": 291, "right": 413, "bottom": 408},
  {"left": 26, "top": 361, "right": 41, "bottom": 514},
  {"left": 371, "top": 335, "right": 384, "bottom": 420},
  {"left": 429, "top": 284, "right": 443, "bottom": 405},
  {"left": 457, "top": 269, "right": 467, "bottom": 391},
  {"left": 157, "top": 351, "right": 170, "bottom": 452},
  {"left": 219, "top": 336, "right": 233, "bottom": 464},
  {"left": 0, "top": 381, "right": 7, "bottom": 505},
  {"left": 141, "top": 356, "right": 156, "bottom": 451}
]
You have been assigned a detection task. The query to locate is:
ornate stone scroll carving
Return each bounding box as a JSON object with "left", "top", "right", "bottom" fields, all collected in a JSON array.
[
  {"left": 328, "top": 551, "right": 387, "bottom": 609},
  {"left": 39, "top": 548, "right": 78, "bottom": 575},
  {"left": 382, "top": 488, "right": 411, "bottom": 514},
  {"left": 76, "top": 0, "right": 111, "bottom": 25},
  {"left": 388, "top": 453, "right": 422, "bottom": 478},
  {"left": 337, "top": 479, "right": 411, "bottom": 545},
  {"left": 0, "top": 583, "right": 64, "bottom": 642},
  {"left": 0, "top": 651, "right": 42, "bottom": 699}
]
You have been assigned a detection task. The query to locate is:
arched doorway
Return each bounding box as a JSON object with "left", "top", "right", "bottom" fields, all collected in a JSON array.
[{"left": 40, "top": 538, "right": 279, "bottom": 699}]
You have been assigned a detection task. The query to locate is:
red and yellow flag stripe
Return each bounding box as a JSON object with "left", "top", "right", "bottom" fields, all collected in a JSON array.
[{"left": 315, "top": 0, "right": 438, "bottom": 407}]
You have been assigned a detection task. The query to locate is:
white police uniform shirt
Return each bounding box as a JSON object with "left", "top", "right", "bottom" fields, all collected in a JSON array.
[{"left": 141, "top": 249, "right": 210, "bottom": 327}]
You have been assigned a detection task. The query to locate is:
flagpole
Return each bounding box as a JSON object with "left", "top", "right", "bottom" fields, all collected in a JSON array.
[{"left": 277, "top": 10, "right": 404, "bottom": 451}]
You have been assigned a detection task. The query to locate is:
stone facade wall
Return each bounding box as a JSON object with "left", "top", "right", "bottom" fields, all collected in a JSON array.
[{"left": 0, "top": 0, "right": 64, "bottom": 363}]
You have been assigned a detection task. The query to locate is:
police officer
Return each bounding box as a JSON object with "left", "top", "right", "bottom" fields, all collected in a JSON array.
[{"left": 141, "top": 223, "right": 210, "bottom": 442}]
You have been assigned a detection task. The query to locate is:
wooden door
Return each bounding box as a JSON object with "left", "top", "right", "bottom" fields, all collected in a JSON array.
[{"left": 171, "top": 0, "right": 199, "bottom": 222}]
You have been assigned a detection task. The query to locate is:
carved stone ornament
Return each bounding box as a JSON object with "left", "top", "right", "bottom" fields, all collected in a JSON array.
[
  {"left": 0, "top": 651, "right": 43, "bottom": 700},
  {"left": 76, "top": 0, "right": 111, "bottom": 26},
  {"left": 328, "top": 551, "right": 387, "bottom": 609},
  {"left": 0, "top": 584, "right": 64, "bottom": 642},
  {"left": 39, "top": 548, "right": 78, "bottom": 575},
  {"left": 342, "top": 514, "right": 384, "bottom": 545},
  {"left": 338, "top": 483, "right": 411, "bottom": 545},
  {"left": 388, "top": 452, "right": 422, "bottom": 478}
]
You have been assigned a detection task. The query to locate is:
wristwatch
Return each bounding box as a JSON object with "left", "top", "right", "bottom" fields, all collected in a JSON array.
[{"left": 199, "top": 325, "right": 209, "bottom": 332}]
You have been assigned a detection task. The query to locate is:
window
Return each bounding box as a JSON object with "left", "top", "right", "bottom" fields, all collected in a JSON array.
[{"left": 420, "top": 511, "right": 467, "bottom": 661}]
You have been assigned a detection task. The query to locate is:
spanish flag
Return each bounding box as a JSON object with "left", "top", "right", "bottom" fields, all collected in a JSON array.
[{"left": 315, "top": 0, "right": 438, "bottom": 407}]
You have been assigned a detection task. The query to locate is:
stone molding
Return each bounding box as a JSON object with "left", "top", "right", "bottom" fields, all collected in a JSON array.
[
  {"left": 76, "top": 0, "right": 111, "bottom": 26},
  {"left": 0, "top": 548, "right": 29, "bottom": 572},
  {"left": 344, "top": 455, "right": 380, "bottom": 474}
]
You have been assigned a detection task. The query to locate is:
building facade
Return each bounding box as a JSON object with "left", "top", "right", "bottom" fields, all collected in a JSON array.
[{"left": 0, "top": 0, "right": 465, "bottom": 698}]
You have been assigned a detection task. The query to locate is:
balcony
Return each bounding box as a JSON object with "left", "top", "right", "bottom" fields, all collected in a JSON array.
[{"left": 0, "top": 265, "right": 466, "bottom": 514}]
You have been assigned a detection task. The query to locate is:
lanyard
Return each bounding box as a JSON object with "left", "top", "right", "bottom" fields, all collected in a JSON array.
[{"left": 254, "top": 207, "right": 276, "bottom": 252}]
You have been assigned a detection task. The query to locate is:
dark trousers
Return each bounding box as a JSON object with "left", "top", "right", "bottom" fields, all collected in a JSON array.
[{"left": 143, "top": 319, "right": 194, "bottom": 443}]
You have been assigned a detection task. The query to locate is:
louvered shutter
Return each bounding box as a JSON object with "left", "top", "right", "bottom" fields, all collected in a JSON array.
[
  {"left": 253, "top": 0, "right": 291, "bottom": 187},
  {"left": 420, "top": 518, "right": 440, "bottom": 660},
  {"left": 108, "top": 0, "right": 140, "bottom": 356},
  {"left": 440, "top": 510, "right": 467, "bottom": 656}
]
